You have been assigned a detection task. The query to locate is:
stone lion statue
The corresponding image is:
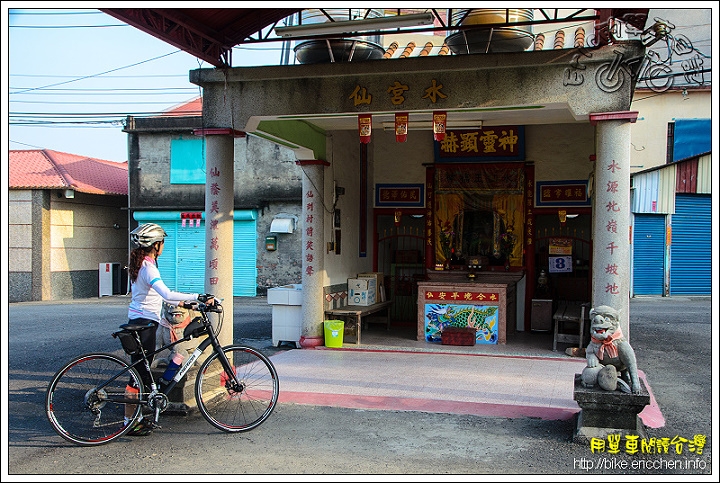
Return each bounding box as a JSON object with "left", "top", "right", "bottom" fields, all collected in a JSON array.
[
  {"left": 155, "top": 301, "right": 202, "bottom": 367},
  {"left": 581, "top": 305, "right": 642, "bottom": 394}
]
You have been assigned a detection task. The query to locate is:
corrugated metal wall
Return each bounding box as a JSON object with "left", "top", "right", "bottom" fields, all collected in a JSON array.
[
  {"left": 696, "top": 153, "right": 712, "bottom": 194},
  {"left": 670, "top": 194, "right": 711, "bottom": 295},
  {"left": 675, "top": 157, "right": 699, "bottom": 193},
  {"left": 631, "top": 166, "right": 675, "bottom": 214},
  {"left": 630, "top": 154, "right": 712, "bottom": 297}
]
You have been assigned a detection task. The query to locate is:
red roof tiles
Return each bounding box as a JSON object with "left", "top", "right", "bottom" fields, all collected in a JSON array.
[
  {"left": 162, "top": 97, "right": 202, "bottom": 116},
  {"left": 9, "top": 149, "right": 128, "bottom": 196}
]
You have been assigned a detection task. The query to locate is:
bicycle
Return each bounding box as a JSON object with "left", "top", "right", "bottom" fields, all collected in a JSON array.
[{"left": 45, "top": 294, "right": 279, "bottom": 446}]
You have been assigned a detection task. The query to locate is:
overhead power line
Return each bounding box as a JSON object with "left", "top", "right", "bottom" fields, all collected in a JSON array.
[
  {"left": 11, "top": 24, "right": 128, "bottom": 28},
  {"left": 11, "top": 51, "right": 185, "bottom": 94},
  {"left": 10, "top": 73, "right": 190, "bottom": 78},
  {"left": 10, "top": 89, "right": 198, "bottom": 96},
  {"left": 9, "top": 10, "right": 106, "bottom": 15},
  {"left": 11, "top": 100, "right": 198, "bottom": 105}
]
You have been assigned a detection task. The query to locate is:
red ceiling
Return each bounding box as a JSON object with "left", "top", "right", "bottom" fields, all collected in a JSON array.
[{"left": 101, "top": 8, "right": 301, "bottom": 68}]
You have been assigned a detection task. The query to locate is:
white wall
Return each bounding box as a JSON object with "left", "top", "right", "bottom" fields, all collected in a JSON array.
[{"left": 629, "top": 89, "right": 711, "bottom": 173}]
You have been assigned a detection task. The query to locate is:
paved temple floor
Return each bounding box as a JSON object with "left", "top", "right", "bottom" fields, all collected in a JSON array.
[{"left": 269, "top": 326, "right": 665, "bottom": 428}]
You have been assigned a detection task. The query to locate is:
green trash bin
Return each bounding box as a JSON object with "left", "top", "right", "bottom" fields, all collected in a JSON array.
[{"left": 324, "top": 320, "right": 344, "bottom": 348}]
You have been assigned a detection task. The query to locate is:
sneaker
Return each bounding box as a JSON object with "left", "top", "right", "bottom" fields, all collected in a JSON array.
[{"left": 128, "top": 418, "right": 154, "bottom": 436}]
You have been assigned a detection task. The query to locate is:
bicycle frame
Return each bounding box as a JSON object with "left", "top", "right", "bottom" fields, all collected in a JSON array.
[
  {"left": 46, "top": 297, "right": 279, "bottom": 445},
  {"left": 96, "top": 305, "right": 236, "bottom": 412}
]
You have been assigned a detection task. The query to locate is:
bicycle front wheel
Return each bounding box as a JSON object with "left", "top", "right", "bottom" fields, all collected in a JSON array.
[
  {"left": 195, "top": 345, "right": 279, "bottom": 432},
  {"left": 45, "top": 353, "right": 143, "bottom": 446}
]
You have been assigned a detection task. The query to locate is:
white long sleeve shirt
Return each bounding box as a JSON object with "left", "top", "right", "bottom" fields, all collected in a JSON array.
[{"left": 128, "top": 257, "right": 198, "bottom": 322}]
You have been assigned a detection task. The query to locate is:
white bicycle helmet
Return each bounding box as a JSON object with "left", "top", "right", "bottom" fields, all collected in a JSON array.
[{"left": 130, "top": 223, "right": 167, "bottom": 248}]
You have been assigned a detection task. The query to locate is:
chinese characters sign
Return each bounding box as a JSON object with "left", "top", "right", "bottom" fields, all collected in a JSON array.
[
  {"left": 435, "top": 126, "right": 525, "bottom": 162},
  {"left": 436, "top": 163, "right": 524, "bottom": 193},
  {"left": 536, "top": 180, "right": 590, "bottom": 207},
  {"left": 348, "top": 78, "right": 448, "bottom": 108},
  {"left": 424, "top": 290, "right": 500, "bottom": 302},
  {"left": 375, "top": 184, "right": 424, "bottom": 207}
]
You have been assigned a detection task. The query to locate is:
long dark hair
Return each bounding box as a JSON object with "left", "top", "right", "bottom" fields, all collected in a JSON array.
[{"left": 128, "top": 243, "right": 160, "bottom": 282}]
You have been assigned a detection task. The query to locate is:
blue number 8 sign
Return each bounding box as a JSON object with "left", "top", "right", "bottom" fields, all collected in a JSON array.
[{"left": 548, "top": 256, "right": 573, "bottom": 273}]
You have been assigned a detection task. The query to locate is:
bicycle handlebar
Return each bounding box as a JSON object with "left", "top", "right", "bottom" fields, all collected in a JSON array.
[{"left": 185, "top": 294, "right": 223, "bottom": 313}]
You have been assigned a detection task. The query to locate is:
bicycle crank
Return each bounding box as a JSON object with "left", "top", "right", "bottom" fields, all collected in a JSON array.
[{"left": 148, "top": 393, "right": 169, "bottom": 413}]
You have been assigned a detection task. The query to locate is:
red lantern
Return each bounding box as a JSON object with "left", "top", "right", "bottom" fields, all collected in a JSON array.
[
  {"left": 433, "top": 111, "right": 447, "bottom": 141},
  {"left": 395, "top": 112, "right": 408, "bottom": 143},
  {"left": 358, "top": 114, "right": 372, "bottom": 144}
]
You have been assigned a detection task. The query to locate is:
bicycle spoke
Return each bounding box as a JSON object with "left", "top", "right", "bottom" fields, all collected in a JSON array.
[
  {"left": 46, "top": 354, "right": 143, "bottom": 446},
  {"left": 196, "top": 346, "right": 278, "bottom": 432}
]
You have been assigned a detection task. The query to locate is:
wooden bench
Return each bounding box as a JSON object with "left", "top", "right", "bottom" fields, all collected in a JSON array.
[
  {"left": 552, "top": 301, "right": 589, "bottom": 351},
  {"left": 324, "top": 300, "right": 393, "bottom": 345}
]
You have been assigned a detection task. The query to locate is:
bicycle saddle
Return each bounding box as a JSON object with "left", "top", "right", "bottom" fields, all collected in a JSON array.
[{"left": 120, "top": 322, "right": 156, "bottom": 332}]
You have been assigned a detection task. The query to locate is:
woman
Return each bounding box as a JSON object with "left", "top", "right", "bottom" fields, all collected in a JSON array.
[{"left": 124, "top": 222, "right": 213, "bottom": 435}]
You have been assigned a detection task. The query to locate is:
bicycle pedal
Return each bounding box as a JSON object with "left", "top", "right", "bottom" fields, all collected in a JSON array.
[{"left": 147, "top": 420, "right": 162, "bottom": 430}]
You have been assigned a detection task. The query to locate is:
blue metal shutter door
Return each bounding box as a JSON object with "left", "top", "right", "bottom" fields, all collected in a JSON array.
[
  {"left": 632, "top": 214, "right": 666, "bottom": 296},
  {"left": 670, "top": 194, "right": 711, "bottom": 295},
  {"left": 175, "top": 222, "right": 205, "bottom": 293},
  {"left": 158, "top": 221, "right": 178, "bottom": 290},
  {"left": 233, "top": 219, "right": 258, "bottom": 296}
]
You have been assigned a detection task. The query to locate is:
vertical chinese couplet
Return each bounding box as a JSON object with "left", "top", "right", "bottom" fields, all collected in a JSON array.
[
  {"left": 603, "top": 158, "right": 622, "bottom": 297},
  {"left": 304, "top": 189, "right": 315, "bottom": 277},
  {"left": 208, "top": 166, "right": 221, "bottom": 287}
]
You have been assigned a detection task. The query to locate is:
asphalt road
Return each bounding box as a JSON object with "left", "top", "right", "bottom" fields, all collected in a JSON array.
[{"left": 5, "top": 295, "right": 714, "bottom": 478}]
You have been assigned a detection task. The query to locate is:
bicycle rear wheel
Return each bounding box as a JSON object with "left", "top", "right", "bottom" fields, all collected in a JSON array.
[
  {"left": 45, "top": 353, "right": 143, "bottom": 446},
  {"left": 195, "top": 345, "right": 279, "bottom": 432}
]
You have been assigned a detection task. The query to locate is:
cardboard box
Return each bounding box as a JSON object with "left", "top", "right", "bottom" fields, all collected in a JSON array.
[
  {"left": 357, "top": 272, "right": 385, "bottom": 302},
  {"left": 348, "top": 277, "right": 377, "bottom": 306},
  {"left": 349, "top": 289, "right": 376, "bottom": 306},
  {"left": 348, "top": 277, "right": 376, "bottom": 292}
]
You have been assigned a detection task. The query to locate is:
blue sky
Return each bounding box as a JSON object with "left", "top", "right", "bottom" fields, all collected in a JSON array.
[
  {"left": 5, "top": 6, "right": 288, "bottom": 163},
  {"left": 4, "top": 6, "right": 717, "bottom": 164}
]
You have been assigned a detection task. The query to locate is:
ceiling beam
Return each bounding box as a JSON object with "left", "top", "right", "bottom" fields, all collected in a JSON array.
[{"left": 102, "top": 8, "right": 233, "bottom": 67}]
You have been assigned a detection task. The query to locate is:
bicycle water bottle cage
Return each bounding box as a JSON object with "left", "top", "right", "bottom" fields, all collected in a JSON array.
[{"left": 183, "top": 317, "right": 208, "bottom": 338}]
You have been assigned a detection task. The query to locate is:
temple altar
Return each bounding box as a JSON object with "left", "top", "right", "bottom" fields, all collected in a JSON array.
[{"left": 417, "top": 270, "right": 524, "bottom": 345}]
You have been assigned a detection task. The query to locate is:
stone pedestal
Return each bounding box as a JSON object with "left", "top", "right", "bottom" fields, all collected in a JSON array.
[{"left": 573, "top": 373, "right": 650, "bottom": 444}]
